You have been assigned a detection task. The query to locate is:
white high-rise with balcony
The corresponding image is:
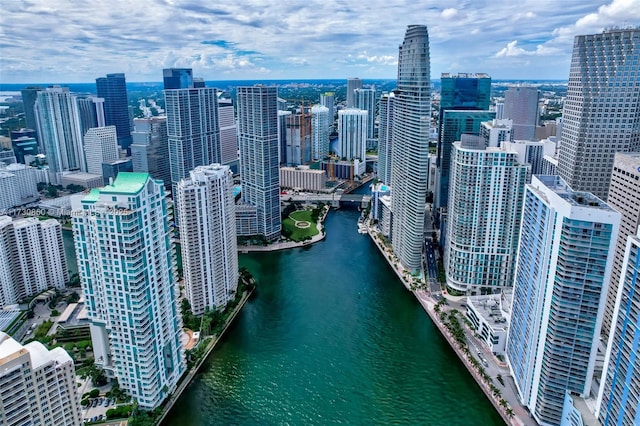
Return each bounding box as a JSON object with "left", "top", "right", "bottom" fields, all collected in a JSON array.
[
  {"left": 0, "top": 332, "right": 82, "bottom": 426},
  {"left": 311, "top": 105, "right": 330, "bottom": 160},
  {"left": 84, "top": 125, "right": 119, "bottom": 177},
  {"left": 72, "top": 173, "right": 185, "bottom": 410},
  {"left": 390, "top": 25, "right": 431, "bottom": 270},
  {"left": 377, "top": 92, "right": 395, "bottom": 185},
  {"left": 177, "top": 164, "right": 238, "bottom": 315},
  {"left": 338, "top": 108, "right": 367, "bottom": 161}
]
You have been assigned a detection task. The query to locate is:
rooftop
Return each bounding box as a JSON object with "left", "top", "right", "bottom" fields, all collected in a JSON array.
[
  {"left": 467, "top": 295, "right": 508, "bottom": 330},
  {"left": 83, "top": 172, "right": 150, "bottom": 202},
  {"left": 536, "top": 175, "right": 614, "bottom": 211}
]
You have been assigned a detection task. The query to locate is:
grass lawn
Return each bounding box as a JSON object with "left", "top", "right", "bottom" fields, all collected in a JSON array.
[{"left": 282, "top": 209, "right": 319, "bottom": 241}]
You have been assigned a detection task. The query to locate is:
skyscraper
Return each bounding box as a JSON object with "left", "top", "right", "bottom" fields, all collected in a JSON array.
[
  {"left": 557, "top": 28, "right": 640, "bottom": 200},
  {"left": 285, "top": 113, "right": 312, "bottom": 166},
  {"left": 163, "top": 68, "right": 193, "bottom": 90},
  {"left": 377, "top": 91, "right": 395, "bottom": 185},
  {"left": 83, "top": 125, "right": 119, "bottom": 178},
  {"left": 237, "top": 86, "right": 281, "bottom": 242},
  {"left": 338, "top": 109, "right": 367, "bottom": 164},
  {"left": 390, "top": 25, "right": 431, "bottom": 270},
  {"left": 177, "top": 164, "right": 238, "bottom": 315},
  {"left": 0, "top": 332, "right": 82, "bottom": 426},
  {"left": 320, "top": 92, "right": 335, "bottom": 120},
  {"left": 601, "top": 152, "right": 640, "bottom": 341},
  {"left": 506, "top": 175, "right": 620, "bottom": 425},
  {"left": 20, "top": 86, "right": 42, "bottom": 141},
  {"left": 346, "top": 77, "right": 363, "bottom": 108},
  {"left": 76, "top": 96, "right": 106, "bottom": 136},
  {"left": 72, "top": 173, "right": 185, "bottom": 410},
  {"left": 311, "top": 105, "right": 330, "bottom": 160},
  {"left": 96, "top": 73, "right": 132, "bottom": 150},
  {"left": 34, "top": 86, "right": 86, "bottom": 184},
  {"left": 218, "top": 97, "right": 239, "bottom": 166},
  {"left": 444, "top": 135, "right": 527, "bottom": 294},
  {"left": 597, "top": 228, "right": 640, "bottom": 425},
  {"left": 354, "top": 87, "right": 377, "bottom": 140},
  {"left": 164, "top": 69, "right": 220, "bottom": 191},
  {"left": 503, "top": 86, "right": 540, "bottom": 140},
  {"left": 130, "top": 117, "right": 171, "bottom": 186}
]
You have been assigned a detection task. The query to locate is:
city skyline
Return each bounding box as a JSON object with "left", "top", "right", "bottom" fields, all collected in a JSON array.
[{"left": 2, "top": 1, "right": 639, "bottom": 84}]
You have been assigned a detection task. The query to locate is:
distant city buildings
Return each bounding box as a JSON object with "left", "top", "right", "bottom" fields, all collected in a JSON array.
[
  {"left": 177, "top": 164, "right": 238, "bottom": 315},
  {"left": 557, "top": 28, "right": 640, "bottom": 200},
  {"left": 236, "top": 86, "right": 281, "bottom": 242},
  {"left": 96, "top": 73, "right": 132, "bottom": 150},
  {"left": 506, "top": 175, "right": 620, "bottom": 425},
  {"left": 130, "top": 116, "right": 170, "bottom": 186},
  {"left": 0, "top": 216, "right": 67, "bottom": 307},
  {"left": 72, "top": 173, "right": 185, "bottom": 409},
  {"left": 0, "top": 332, "right": 82, "bottom": 426},
  {"left": 503, "top": 86, "right": 540, "bottom": 141},
  {"left": 390, "top": 25, "right": 431, "bottom": 270}
]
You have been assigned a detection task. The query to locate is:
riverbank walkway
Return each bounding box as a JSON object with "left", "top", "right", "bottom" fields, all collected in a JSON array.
[{"left": 366, "top": 225, "right": 535, "bottom": 426}]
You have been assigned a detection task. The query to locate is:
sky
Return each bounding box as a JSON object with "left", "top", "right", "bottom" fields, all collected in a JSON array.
[{"left": 1, "top": 0, "right": 639, "bottom": 83}]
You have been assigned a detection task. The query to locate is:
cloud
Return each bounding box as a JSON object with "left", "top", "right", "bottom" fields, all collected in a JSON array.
[
  {"left": 441, "top": 8, "right": 459, "bottom": 20},
  {"left": 495, "top": 40, "right": 561, "bottom": 57}
]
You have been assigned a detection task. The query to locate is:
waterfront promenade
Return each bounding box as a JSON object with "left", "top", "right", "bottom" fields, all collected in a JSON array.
[{"left": 366, "top": 225, "right": 534, "bottom": 426}]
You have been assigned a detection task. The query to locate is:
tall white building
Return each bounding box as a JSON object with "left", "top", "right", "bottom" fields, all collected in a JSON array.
[
  {"left": 480, "top": 118, "right": 512, "bottom": 148},
  {"left": 506, "top": 175, "right": 620, "bottom": 425},
  {"left": 83, "top": 125, "right": 119, "bottom": 177},
  {"left": 338, "top": 108, "right": 367, "bottom": 168},
  {"left": 311, "top": 105, "right": 330, "bottom": 160},
  {"left": 0, "top": 332, "right": 82, "bottom": 426},
  {"left": 0, "top": 216, "right": 67, "bottom": 307},
  {"left": 557, "top": 28, "right": 640, "bottom": 200},
  {"left": 377, "top": 92, "right": 395, "bottom": 185},
  {"left": 72, "top": 173, "right": 185, "bottom": 409},
  {"left": 35, "top": 86, "right": 86, "bottom": 184},
  {"left": 320, "top": 92, "right": 335, "bottom": 123},
  {"left": 444, "top": 136, "right": 527, "bottom": 294},
  {"left": 390, "top": 25, "right": 431, "bottom": 270},
  {"left": 177, "top": 164, "right": 238, "bottom": 315},
  {"left": 218, "top": 97, "right": 238, "bottom": 166},
  {"left": 236, "top": 86, "right": 281, "bottom": 242},
  {"left": 354, "top": 87, "right": 377, "bottom": 140}
]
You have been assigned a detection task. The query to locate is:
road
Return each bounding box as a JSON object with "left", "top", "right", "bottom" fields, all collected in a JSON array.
[{"left": 423, "top": 239, "right": 440, "bottom": 295}]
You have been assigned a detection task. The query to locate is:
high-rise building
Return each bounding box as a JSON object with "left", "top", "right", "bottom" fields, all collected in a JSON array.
[
  {"left": 338, "top": 108, "right": 367, "bottom": 162},
  {"left": 130, "top": 117, "right": 170, "bottom": 186},
  {"left": 0, "top": 216, "right": 67, "bottom": 307},
  {"left": 83, "top": 125, "right": 119, "bottom": 178},
  {"left": 354, "top": 87, "right": 377, "bottom": 140},
  {"left": 34, "top": 87, "right": 86, "bottom": 184},
  {"left": 503, "top": 86, "right": 540, "bottom": 141},
  {"left": 0, "top": 332, "right": 82, "bottom": 426},
  {"left": 597, "top": 228, "right": 640, "bottom": 425},
  {"left": 20, "top": 86, "right": 43, "bottom": 141},
  {"left": 72, "top": 173, "right": 185, "bottom": 409},
  {"left": 163, "top": 68, "right": 193, "bottom": 90},
  {"left": 285, "top": 113, "right": 312, "bottom": 166},
  {"left": 444, "top": 135, "right": 527, "bottom": 294},
  {"left": 377, "top": 92, "right": 396, "bottom": 185},
  {"left": 320, "top": 92, "right": 335, "bottom": 121},
  {"left": 506, "top": 175, "right": 620, "bottom": 425},
  {"left": 390, "top": 25, "right": 431, "bottom": 270},
  {"left": 10, "top": 129, "right": 38, "bottom": 164},
  {"left": 277, "top": 110, "right": 292, "bottom": 165},
  {"left": 436, "top": 73, "right": 492, "bottom": 211},
  {"left": 601, "top": 152, "right": 640, "bottom": 341},
  {"left": 480, "top": 118, "right": 512, "bottom": 148},
  {"left": 346, "top": 77, "right": 363, "bottom": 108},
  {"left": 76, "top": 96, "right": 106, "bottom": 136},
  {"left": 96, "top": 73, "right": 132, "bottom": 150},
  {"left": 177, "top": 164, "right": 238, "bottom": 315},
  {"left": 311, "top": 105, "right": 330, "bottom": 161},
  {"left": 557, "top": 28, "right": 640, "bottom": 200},
  {"left": 164, "top": 69, "right": 220, "bottom": 191},
  {"left": 236, "top": 86, "right": 281, "bottom": 242},
  {"left": 218, "top": 97, "right": 239, "bottom": 166}
]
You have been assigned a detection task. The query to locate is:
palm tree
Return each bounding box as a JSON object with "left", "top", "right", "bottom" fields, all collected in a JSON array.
[{"left": 505, "top": 408, "right": 514, "bottom": 418}]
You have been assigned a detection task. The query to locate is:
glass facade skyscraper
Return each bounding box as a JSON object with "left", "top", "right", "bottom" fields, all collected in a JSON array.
[
  {"left": 390, "top": 25, "right": 431, "bottom": 271},
  {"left": 96, "top": 73, "right": 132, "bottom": 150}
]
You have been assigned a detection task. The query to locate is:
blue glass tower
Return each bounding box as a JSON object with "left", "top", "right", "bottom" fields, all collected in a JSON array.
[{"left": 96, "top": 73, "right": 132, "bottom": 150}]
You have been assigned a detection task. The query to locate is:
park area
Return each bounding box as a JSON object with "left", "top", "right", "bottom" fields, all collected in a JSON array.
[{"left": 282, "top": 209, "right": 320, "bottom": 242}]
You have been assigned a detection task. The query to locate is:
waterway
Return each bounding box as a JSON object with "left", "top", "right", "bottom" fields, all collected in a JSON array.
[{"left": 164, "top": 207, "right": 502, "bottom": 425}]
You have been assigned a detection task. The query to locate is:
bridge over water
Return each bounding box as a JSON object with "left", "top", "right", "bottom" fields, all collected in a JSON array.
[{"left": 284, "top": 193, "right": 371, "bottom": 208}]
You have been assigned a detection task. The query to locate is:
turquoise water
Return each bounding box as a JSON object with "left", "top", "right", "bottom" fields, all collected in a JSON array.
[{"left": 164, "top": 208, "right": 502, "bottom": 425}]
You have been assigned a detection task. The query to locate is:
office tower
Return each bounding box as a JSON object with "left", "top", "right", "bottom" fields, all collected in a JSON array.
[
  {"left": 377, "top": 92, "right": 395, "bottom": 185},
  {"left": 177, "top": 164, "right": 238, "bottom": 315},
  {"left": 494, "top": 101, "right": 504, "bottom": 119},
  {"left": 20, "top": 86, "right": 43, "bottom": 141},
  {"left": 506, "top": 175, "right": 620, "bottom": 425},
  {"left": 72, "top": 173, "right": 185, "bottom": 409},
  {"left": 10, "top": 129, "right": 38, "bottom": 164},
  {"left": 601, "top": 152, "right": 640, "bottom": 341},
  {"left": 501, "top": 140, "right": 545, "bottom": 178},
  {"left": 236, "top": 86, "right": 281, "bottom": 242},
  {"left": 277, "top": 97, "right": 288, "bottom": 111},
  {"left": 354, "top": 87, "right": 377, "bottom": 139},
  {"left": 34, "top": 87, "right": 86, "bottom": 184},
  {"left": 480, "top": 118, "right": 512, "bottom": 148},
  {"left": 163, "top": 68, "right": 193, "bottom": 90},
  {"left": 338, "top": 109, "right": 367, "bottom": 175},
  {"left": 101, "top": 158, "right": 133, "bottom": 183},
  {"left": 164, "top": 69, "right": 220, "bottom": 191},
  {"left": 285, "top": 113, "right": 312, "bottom": 166},
  {"left": 503, "top": 86, "right": 540, "bottom": 140},
  {"left": 277, "top": 110, "right": 292, "bottom": 165},
  {"left": 346, "top": 77, "right": 363, "bottom": 108},
  {"left": 311, "top": 105, "right": 330, "bottom": 161},
  {"left": 130, "top": 117, "right": 170, "bottom": 185},
  {"left": 390, "top": 25, "right": 431, "bottom": 270},
  {"left": 0, "top": 332, "right": 82, "bottom": 426},
  {"left": 76, "top": 96, "right": 106, "bottom": 136},
  {"left": 597, "top": 228, "right": 640, "bottom": 425},
  {"left": 444, "top": 135, "right": 526, "bottom": 294},
  {"left": 83, "top": 126, "right": 119, "bottom": 177},
  {"left": 320, "top": 92, "right": 335, "bottom": 119},
  {"left": 218, "top": 97, "right": 239, "bottom": 166},
  {"left": 436, "top": 73, "right": 492, "bottom": 211},
  {"left": 0, "top": 216, "right": 67, "bottom": 306},
  {"left": 96, "top": 73, "right": 132, "bottom": 150},
  {"left": 558, "top": 28, "right": 640, "bottom": 200}
]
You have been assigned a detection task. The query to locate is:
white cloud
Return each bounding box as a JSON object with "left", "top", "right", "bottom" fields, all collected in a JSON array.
[
  {"left": 495, "top": 41, "right": 561, "bottom": 58},
  {"left": 441, "top": 8, "right": 459, "bottom": 20}
]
